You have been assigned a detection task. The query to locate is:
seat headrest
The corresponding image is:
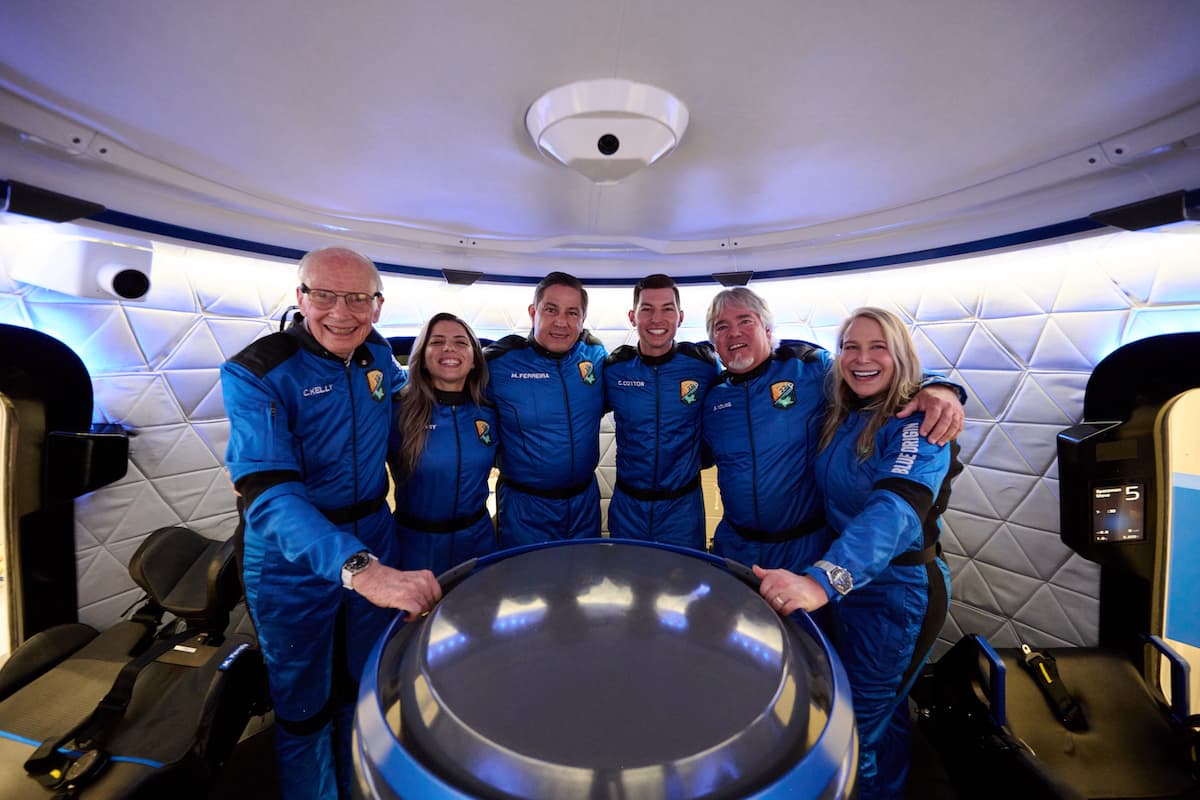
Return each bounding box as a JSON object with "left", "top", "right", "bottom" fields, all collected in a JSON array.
[{"left": 127, "top": 526, "right": 241, "bottom": 629}]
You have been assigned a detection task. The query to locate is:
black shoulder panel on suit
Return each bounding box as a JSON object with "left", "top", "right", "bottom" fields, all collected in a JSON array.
[
  {"left": 678, "top": 341, "right": 718, "bottom": 366},
  {"left": 230, "top": 332, "right": 300, "bottom": 378},
  {"left": 236, "top": 469, "right": 303, "bottom": 511},
  {"left": 484, "top": 334, "right": 528, "bottom": 362},
  {"left": 605, "top": 345, "right": 638, "bottom": 366},
  {"left": 873, "top": 476, "right": 935, "bottom": 521},
  {"left": 777, "top": 340, "right": 824, "bottom": 363},
  {"left": 581, "top": 330, "right": 604, "bottom": 346}
]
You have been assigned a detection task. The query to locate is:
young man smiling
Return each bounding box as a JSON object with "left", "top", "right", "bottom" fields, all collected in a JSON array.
[{"left": 603, "top": 274, "right": 719, "bottom": 549}]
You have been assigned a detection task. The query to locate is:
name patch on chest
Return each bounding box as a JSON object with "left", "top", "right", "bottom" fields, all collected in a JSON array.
[
  {"left": 711, "top": 400, "right": 733, "bottom": 412},
  {"left": 511, "top": 372, "right": 551, "bottom": 379},
  {"left": 617, "top": 379, "right": 645, "bottom": 387},
  {"left": 303, "top": 384, "right": 333, "bottom": 397}
]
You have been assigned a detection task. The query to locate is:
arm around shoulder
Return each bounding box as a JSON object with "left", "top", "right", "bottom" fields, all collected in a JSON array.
[{"left": 898, "top": 383, "right": 964, "bottom": 445}]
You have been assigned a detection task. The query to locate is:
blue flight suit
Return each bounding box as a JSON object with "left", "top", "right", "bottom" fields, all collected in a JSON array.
[
  {"left": 388, "top": 390, "right": 498, "bottom": 576},
  {"left": 603, "top": 342, "right": 720, "bottom": 550},
  {"left": 484, "top": 333, "right": 607, "bottom": 545},
  {"left": 222, "top": 324, "right": 405, "bottom": 800},
  {"left": 701, "top": 344, "right": 835, "bottom": 571},
  {"left": 806, "top": 412, "right": 953, "bottom": 800}
]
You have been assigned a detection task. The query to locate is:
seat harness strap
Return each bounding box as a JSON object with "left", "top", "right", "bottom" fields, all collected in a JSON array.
[
  {"left": 1019, "top": 643, "right": 1088, "bottom": 732},
  {"left": 24, "top": 627, "right": 201, "bottom": 795}
]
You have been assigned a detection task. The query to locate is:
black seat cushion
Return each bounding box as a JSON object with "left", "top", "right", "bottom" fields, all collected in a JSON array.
[
  {"left": 1000, "top": 647, "right": 1196, "bottom": 799},
  {"left": 0, "top": 620, "right": 263, "bottom": 799}
]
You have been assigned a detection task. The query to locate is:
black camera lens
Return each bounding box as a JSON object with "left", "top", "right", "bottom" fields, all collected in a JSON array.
[
  {"left": 597, "top": 134, "right": 620, "bottom": 156},
  {"left": 111, "top": 268, "right": 151, "bottom": 299}
]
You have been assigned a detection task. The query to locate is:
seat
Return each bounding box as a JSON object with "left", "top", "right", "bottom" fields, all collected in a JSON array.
[
  {"left": 912, "top": 335, "right": 1200, "bottom": 800},
  {"left": 913, "top": 634, "right": 1198, "bottom": 800},
  {"left": 0, "top": 525, "right": 268, "bottom": 799}
]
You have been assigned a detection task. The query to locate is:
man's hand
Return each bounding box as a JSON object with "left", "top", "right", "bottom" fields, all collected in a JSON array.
[
  {"left": 897, "top": 384, "right": 964, "bottom": 445},
  {"left": 352, "top": 562, "right": 442, "bottom": 621},
  {"left": 752, "top": 564, "right": 829, "bottom": 615}
]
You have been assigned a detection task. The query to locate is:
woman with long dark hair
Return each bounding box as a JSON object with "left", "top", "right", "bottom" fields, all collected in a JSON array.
[
  {"left": 389, "top": 312, "right": 498, "bottom": 575},
  {"left": 754, "top": 307, "right": 956, "bottom": 800}
]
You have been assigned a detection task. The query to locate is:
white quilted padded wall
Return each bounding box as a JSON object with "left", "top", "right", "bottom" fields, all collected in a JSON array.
[{"left": 1, "top": 220, "right": 1198, "bottom": 654}]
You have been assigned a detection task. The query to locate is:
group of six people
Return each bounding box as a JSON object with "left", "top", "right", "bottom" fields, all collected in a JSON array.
[{"left": 221, "top": 246, "right": 964, "bottom": 799}]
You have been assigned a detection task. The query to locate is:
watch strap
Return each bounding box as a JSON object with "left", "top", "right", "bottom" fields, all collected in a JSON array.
[
  {"left": 815, "top": 559, "right": 853, "bottom": 596},
  {"left": 341, "top": 551, "right": 378, "bottom": 591}
]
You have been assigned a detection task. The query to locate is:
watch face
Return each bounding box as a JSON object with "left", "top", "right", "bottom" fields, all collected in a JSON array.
[
  {"left": 345, "top": 552, "right": 371, "bottom": 573},
  {"left": 822, "top": 563, "right": 852, "bottom": 595}
]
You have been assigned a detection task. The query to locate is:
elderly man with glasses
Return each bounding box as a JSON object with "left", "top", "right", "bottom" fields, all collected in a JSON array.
[{"left": 221, "top": 247, "right": 441, "bottom": 799}]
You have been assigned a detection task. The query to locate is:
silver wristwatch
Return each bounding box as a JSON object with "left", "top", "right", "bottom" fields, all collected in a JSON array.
[
  {"left": 815, "top": 559, "right": 853, "bottom": 596},
  {"left": 341, "top": 550, "right": 377, "bottom": 590}
]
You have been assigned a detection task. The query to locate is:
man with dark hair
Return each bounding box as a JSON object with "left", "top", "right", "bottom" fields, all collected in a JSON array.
[
  {"left": 484, "top": 271, "right": 607, "bottom": 544},
  {"left": 222, "top": 247, "right": 441, "bottom": 799},
  {"left": 702, "top": 287, "right": 964, "bottom": 573},
  {"left": 603, "top": 274, "right": 719, "bottom": 549}
]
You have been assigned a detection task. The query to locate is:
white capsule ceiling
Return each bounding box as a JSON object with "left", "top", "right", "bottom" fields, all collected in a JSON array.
[{"left": 0, "top": 2, "right": 1199, "bottom": 279}]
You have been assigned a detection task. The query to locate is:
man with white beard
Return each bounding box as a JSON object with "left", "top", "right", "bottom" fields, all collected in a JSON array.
[{"left": 701, "top": 287, "right": 963, "bottom": 573}]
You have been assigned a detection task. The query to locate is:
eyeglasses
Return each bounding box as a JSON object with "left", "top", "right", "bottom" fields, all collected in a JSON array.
[{"left": 300, "top": 284, "right": 381, "bottom": 312}]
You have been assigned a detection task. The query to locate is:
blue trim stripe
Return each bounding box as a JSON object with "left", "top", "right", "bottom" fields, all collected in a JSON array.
[
  {"left": 0, "top": 729, "right": 41, "bottom": 747},
  {"left": 90, "top": 210, "right": 448, "bottom": 280},
  {"left": 110, "top": 754, "right": 165, "bottom": 768},
  {"left": 219, "top": 641, "right": 252, "bottom": 671},
  {"left": 0, "top": 729, "right": 165, "bottom": 769},
  {"left": 91, "top": 209, "right": 1106, "bottom": 286},
  {"left": 92, "top": 210, "right": 308, "bottom": 262},
  {"left": 744, "top": 218, "right": 1104, "bottom": 282}
]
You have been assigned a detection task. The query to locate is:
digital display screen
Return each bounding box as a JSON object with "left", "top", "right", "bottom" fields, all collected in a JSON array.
[{"left": 1092, "top": 482, "right": 1145, "bottom": 543}]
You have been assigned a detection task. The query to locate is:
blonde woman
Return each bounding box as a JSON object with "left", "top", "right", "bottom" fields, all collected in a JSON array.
[{"left": 755, "top": 307, "right": 956, "bottom": 800}]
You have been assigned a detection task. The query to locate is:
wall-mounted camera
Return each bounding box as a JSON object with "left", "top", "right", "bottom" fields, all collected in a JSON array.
[
  {"left": 97, "top": 263, "right": 152, "bottom": 300},
  {"left": 9, "top": 225, "right": 153, "bottom": 301}
]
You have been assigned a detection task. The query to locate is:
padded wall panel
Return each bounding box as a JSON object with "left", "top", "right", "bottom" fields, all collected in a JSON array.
[
  {"left": 90, "top": 374, "right": 183, "bottom": 427},
  {"left": 188, "top": 250, "right": 292, "bottom": 318},
  {"left": 942, "top": 510, "right": 1003, "bottom": 558},
  {"left": 122, "top": 307, "right": 197, "bottom": 365},
  {"left": 163, "top": 369, "right": 225, "bottom": 419},
  {"left": 1, "top": 223, "right": 1197, "bottom": 647}
]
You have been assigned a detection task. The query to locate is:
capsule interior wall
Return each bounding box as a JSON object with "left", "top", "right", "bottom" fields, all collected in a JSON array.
[{"left": 2, "top": 220, "right": 1199, "bottom": 655}]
